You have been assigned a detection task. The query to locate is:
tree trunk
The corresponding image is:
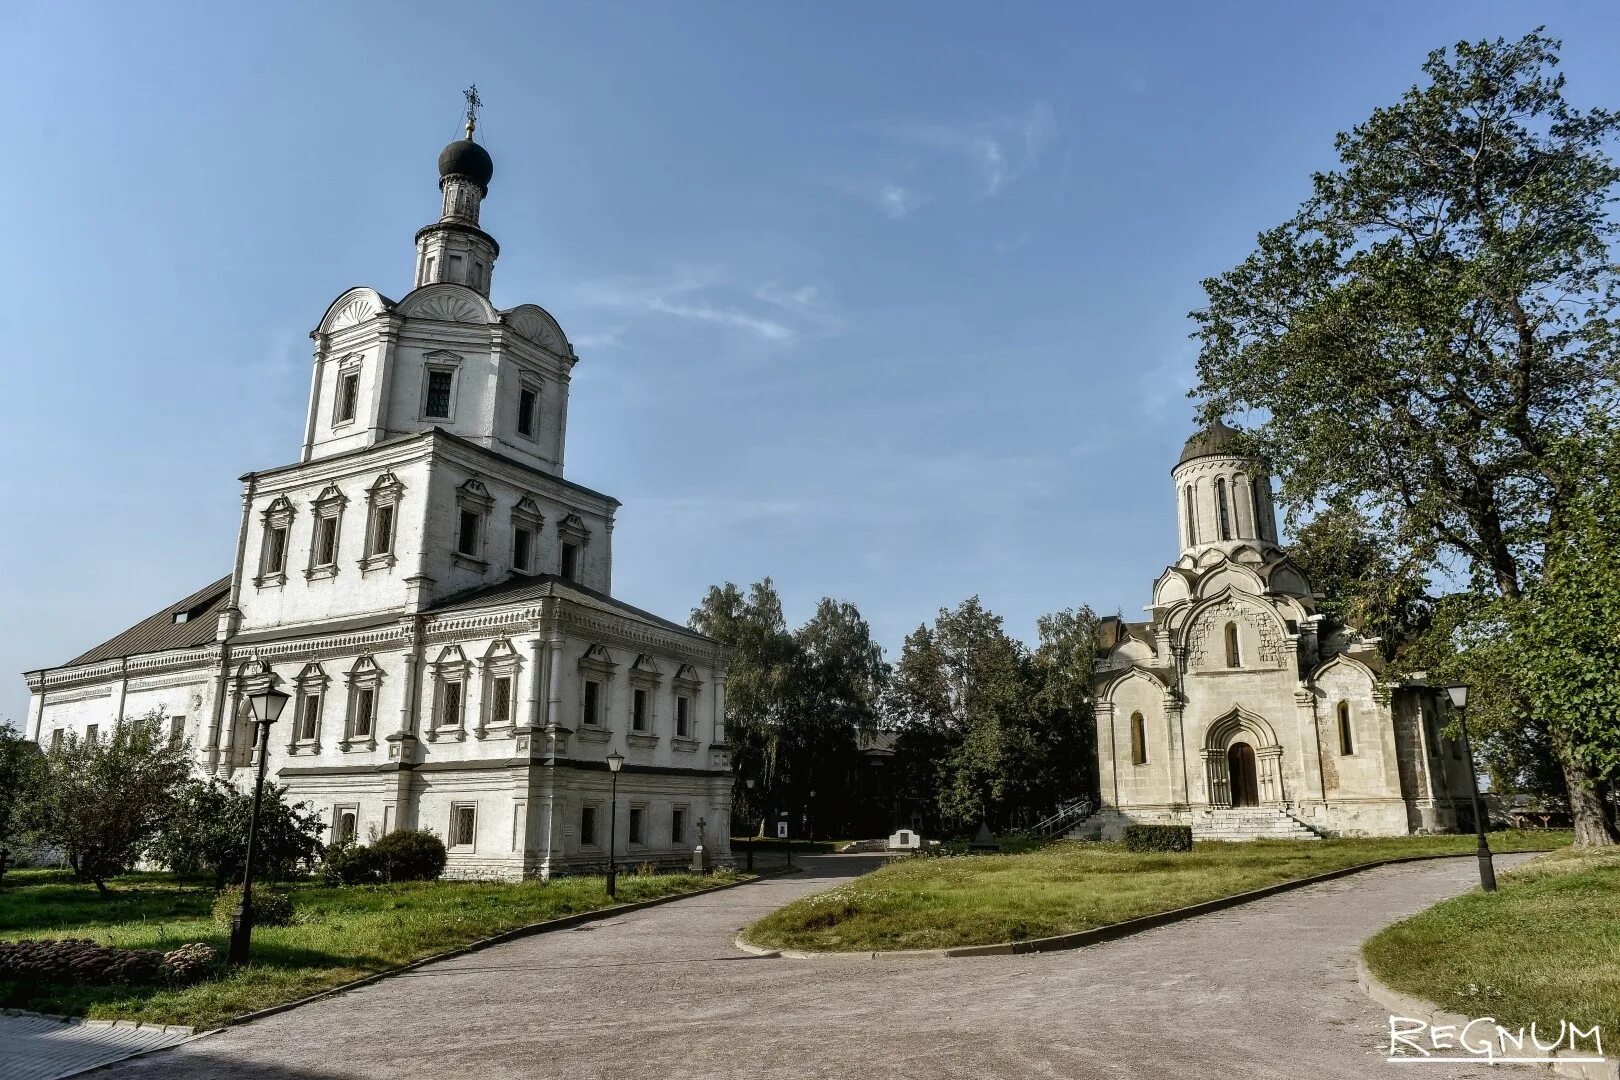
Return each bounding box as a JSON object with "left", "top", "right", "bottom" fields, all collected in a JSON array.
[{"left": 1559, "top": 744, "right": 1619, "bottom": 847}]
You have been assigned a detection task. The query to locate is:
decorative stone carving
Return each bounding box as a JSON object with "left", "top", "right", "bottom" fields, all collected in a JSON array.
[{"left": 1187, "top": 597, "right": 1288, "bottom": 669}]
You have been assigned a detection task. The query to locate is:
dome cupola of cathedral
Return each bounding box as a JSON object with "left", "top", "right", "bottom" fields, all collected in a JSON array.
[
  {"left": 438, "top": 137, "right": 494, "bottom": 194},
  {"left": 1176, "top": 419, "right": 1244, "bottom": 467}
]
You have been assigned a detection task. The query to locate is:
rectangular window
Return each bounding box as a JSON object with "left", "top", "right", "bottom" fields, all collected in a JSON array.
[
  {"left": 425, "top": 369, "right": 454, "bottom": 419},
  {"left": 336, "top": 371, "right": 359, "bottom": 423},
  {"left": 298, "top": 695, "right": 321, "bottom": 741},
  {"left": 85, "top": 724, "right": 99, "bottom": 743},
  {"left": 335, "top": 807, "right": 358, "bottom": 843},
  {"left": 561, "top": 543, "right": 579, "bottom": 581},
  {"left": 451, "top": 804, "right": 476, "bottom": 850},
  {"left": 628, "top": 806, "right": 645, "bottom": 845},
  {"left": 490, "top": 676, "right": 512, "bottom": 726},
  {"left": 672, "top": 807, "right": 686, "bottom": 845},
  {"left": 440, "top": 681, "right": 463, "bottom": 728},
  {"left": 632, "top": 688, "right": 649, "bottom": 732},
  {"left": 517, "top": 387, "right": 538, "bottom": 437},
  {"left": 675, "top": 696, "right": 690, "bottom": 738},
  {"left": 582, "top": 679, "right": 601, "bottom": 726},
  {"left": 448, "top": 254, "right": 463, "bottom": 277},
  {"left": 264, "top": 525, "right": 288, "bottom": 575},
  {"left": 314, "top": 515, "right": 339, "bottom": 567},
  {"left": 457, "top": 510, "right": 480, "bottom": 557},
  {"left": 51, "top": 729, "right": 64, "bottom": 749},
  {"left": 353, "top": 688, "right": 375, "bottom": 738},
  {"left": 168, "top": 714, "right": 186, "bottom": 749},
  {"left": 370, "top": 504, "right": 394, "bottom": 556},
  {"left": 512, "top": 525, "right": 533, "bottom": 572},
  {"left": 581, "top": 804, "right": 598, "bottom": 846}
]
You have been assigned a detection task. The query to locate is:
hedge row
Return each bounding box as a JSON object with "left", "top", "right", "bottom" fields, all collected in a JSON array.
[{"left": 1122, "top": 824, "right": 1194, "bottom": 852}]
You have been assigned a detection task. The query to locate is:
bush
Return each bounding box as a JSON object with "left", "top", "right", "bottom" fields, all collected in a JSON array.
[
  {"left": 371, "top": 829, "right": 447, "bottom": 882},
  {"left": 212, "top": 885, "right": 294, "bottom": 928},
  {"left": 152, "top": 777, "right": 326, "bottom": 888},
  {"left": 319, "top": 839, "right": 384, "bottom": 886},
  {"left": 1123, "top": 824, "right": 1193, "bottom": 853}
]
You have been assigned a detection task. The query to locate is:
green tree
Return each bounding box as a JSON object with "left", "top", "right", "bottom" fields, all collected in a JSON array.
[
  {"left": 0, "top": 729, "right": 44, "bottom": 884},
  {"left": 1286, "top": 505, "right": 1434, "bottom": 662},
  {"left": 28, "top": 709, "right": 194, "bottom": 892},
  {"left": 149, "top": 776, "right": 326, "bottom": 889},
  {"left": 1027, "top": 606, "right": 1104, "bottom": 809},
  {"left": 1191, "top": 31, "right": 1620, "bottom": 844}
]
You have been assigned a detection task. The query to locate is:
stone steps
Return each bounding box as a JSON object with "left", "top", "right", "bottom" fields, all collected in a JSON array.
[{"left": 1193, "top": 808, "right": 1320, "bottom": 841}]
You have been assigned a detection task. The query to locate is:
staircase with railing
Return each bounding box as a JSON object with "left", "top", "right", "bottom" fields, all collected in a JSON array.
[{"left": 1032, "top": 796, "right": 1096, "bottom": 838}]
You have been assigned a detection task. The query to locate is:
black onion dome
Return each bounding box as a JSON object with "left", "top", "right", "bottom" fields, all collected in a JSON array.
[
  {"left": 1176, "top": 419, "right": 1245, "bottom": 466},
  {"left": 438, "top": 138, "right": 494, "bottom": 191}
]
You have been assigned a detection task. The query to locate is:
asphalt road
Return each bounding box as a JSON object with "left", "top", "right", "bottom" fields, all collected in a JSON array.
[{"left": 91, "top": 853, "right": 1536, "bottom": 1080}]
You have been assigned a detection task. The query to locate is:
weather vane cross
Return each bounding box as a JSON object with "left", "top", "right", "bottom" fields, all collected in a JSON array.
[{"left": 463, "top": 84, "right": 482, "bottom": 138}]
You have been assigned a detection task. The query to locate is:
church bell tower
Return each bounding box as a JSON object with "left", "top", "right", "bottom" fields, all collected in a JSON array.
[{"left": 414, "top": 85, "right": 499, "bottom": 295}]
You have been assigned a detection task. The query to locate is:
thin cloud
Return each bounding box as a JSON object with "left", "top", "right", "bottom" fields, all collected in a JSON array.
[
  {"left": 878, "top": 184, "right": 922, "bottom": 219},
  {"left": 572, "top": 268, "right": 814, "bottom": 344},
  {"left": 893, "top": 101, "right": 1057, "bottom": 197}
]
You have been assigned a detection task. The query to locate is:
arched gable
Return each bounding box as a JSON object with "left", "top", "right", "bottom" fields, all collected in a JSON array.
[
  {"left": 1263, "top": 556, "right": 1313, "bottom": 598},
  {"left": 316, "top": 287, "right": 392, "bottom": 335},
  {"left": 1153, "top": 567, "right": 1193, "bottom": 606},
  {"left": 1309, "top": 651, "right": 1379, "bottom": 688},
  {"left": 396, "top": 282, "right": 497, "bottom": 325},
  {"left": 1203, "top": 705, "right": 1280, "bottom": 750},
  {"left": 1178, "top": 586, "right": 1291, "bottom": 671},
  {"left": 1194, "top": 561, "right": 1265, "bottom": 599},
  {"left": 502, "top": 303, "right": 572, "bottom": 356}
]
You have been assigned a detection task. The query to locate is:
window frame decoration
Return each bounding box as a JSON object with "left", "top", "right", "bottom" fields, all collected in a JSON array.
[
  {"left": 672, "top": 664, "right": 703, "bottom": 751},
  {"left": 516, "top": 379, "right": 541, "bottom": 441},
  {"left": 627, "top": 655, "right": 662, "bottom": 747},
  {"left": 510, "top": 496, "right": 543, "bottom": 573},
  {"left": 671, "top": 804, "right": 688, "bottom": 846},
  {"left": 1224, "top": 621, "right": 1242, "bottom": 668},
  {"left": 449, "top": 802, "right": 478, "bottom": 853},
  {"left": 419, "top": 351, "right": 462, "bottom": 422},
  {"left": 558, "top": 513, "right": 590, "bottom": 581},
  {"left": 255, "top": 496, "right": 296, "bottom": 588},
  {"left": 341, "top": 654, "right": 383, "bottom": 752},
  {"left": 287, "top": 661, "right": 330, "bottom": 754},
  {"left": 306, "top": 483, "right": 348, "bottom": 581},
  {"left": 580, "top": 802, "right": 600, "bottom": 849},
  {"left": 332, "top": 357, "right": 362, "bottom": 427},
  {"left": 426, "top": 644, "right": 471, "bottom": 742},
  {"left": 1216, "top": 477, "right": 1233, "bottom": 541},
  {"left": 453, "top": 478, "right": 493, "bottom": 570},
  {"left": 476, "top": 638, "right": 523, "bottom": 738},
  {"left": 1337, "top": 700, "right": 1355, "bottom": 756},
  {"left": 361, "top": 471, "right": 405, "bottom": 573},
  {"left": 627, "top": 803, "right": 647, "bottom": 848},
  {"left": 1130, "top": 711, "right": 1148, "bottom": 766},
  {"left": 575, "top": 644, "right": 616, "bottom": 743}
]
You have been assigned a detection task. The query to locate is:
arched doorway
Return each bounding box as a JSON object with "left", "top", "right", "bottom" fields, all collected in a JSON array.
[{"left": 1227, "top": 743, "right": 1259, "bottom": 807}]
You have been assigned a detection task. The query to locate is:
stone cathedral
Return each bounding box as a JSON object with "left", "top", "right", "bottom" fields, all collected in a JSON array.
[
  {"left": 1087, "top": 422, "right": 1476, "bottom": 839},
  {"left": 23, "top": 107, "right": 732, "bottom": 878}
]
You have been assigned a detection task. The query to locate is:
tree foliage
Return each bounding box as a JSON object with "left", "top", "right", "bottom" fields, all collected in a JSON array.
[
  {"left": 0, "top": 730, "right": 43, "bottom": 883},
  {"left": 1191, "top": 30, "right": 1620, "bottom": 843},
  {"left": 149, "top": 776, "right": 326, "bottom": 889},
  {"left": 26, "top": 710, "right": 194, "bottom": 892}
]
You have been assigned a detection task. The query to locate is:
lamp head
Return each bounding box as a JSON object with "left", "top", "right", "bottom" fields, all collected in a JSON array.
[
  {"left": 606, "top": 751, "right": 624, "bottom": 773},
  {"left": 246, "top": 685, "right": 290, "bottom": 726},
  {"left": 1444, "top": 685, "right": 1470, "bottom": 709},
  {"left": 745, "top": 777, "right": 756, "bottom": 790}
]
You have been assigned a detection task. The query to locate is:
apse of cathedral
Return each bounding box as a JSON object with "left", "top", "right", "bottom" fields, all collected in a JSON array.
[
  {"left": 23, "top": 95, "right": 733, "bottom": 879},
  {"left": 1085, "top": 422, "right": 1478, "bottom": 839}
]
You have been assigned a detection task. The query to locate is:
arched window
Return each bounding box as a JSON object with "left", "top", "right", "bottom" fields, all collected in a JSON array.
[
  {"left": 1224, "top": 622, "right": 1241, "bottom": 668},
  {"left": 1184, "top": 485, "right": 1198, "bottom": 547},
  {"left": 1130, "top": 712, "right": 1148, "bottom": 765},
  {"left": 1216, "top": 478, "right": 1232, "bottom": 540},
  {"left": 1338, "top": 701, "right": 1354, "bottom": 755},
  {"left": 1251, "top": 477, "right": 1269, "bottom": 541}
]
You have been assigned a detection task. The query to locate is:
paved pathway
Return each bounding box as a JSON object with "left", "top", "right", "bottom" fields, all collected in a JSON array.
[
  {"left": 0, "top": 1010, "right": 193, "bottom": 1080},
  {"left": 90, "top": 854, "right": 1534, "bottom": 1080}
]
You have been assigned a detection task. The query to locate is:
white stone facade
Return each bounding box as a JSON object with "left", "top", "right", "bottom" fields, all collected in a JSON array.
[
  {"left": 23, "top": 120, "right": 732, "bottom": 879},
  {"left": 1089, "top": 423, "right": 1478, "bottom": 839}
]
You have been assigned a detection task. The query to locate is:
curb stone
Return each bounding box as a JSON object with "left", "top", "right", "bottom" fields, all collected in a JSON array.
[
  {"left": 1357, "top": 958, "right": 1616, "bottom": 1080},
  {"left": 738, "top": 853, "right": 1515, "bottom": 960}
]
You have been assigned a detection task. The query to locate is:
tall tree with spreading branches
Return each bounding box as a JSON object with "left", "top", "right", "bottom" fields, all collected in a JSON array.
[{"left": 1192, "top": 30, "right": 1620, "bottom": 844}]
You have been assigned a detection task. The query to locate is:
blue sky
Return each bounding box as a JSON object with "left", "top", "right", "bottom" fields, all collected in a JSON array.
[{"left": 3, "top": 2, "right": 1617, "bottom": 726}]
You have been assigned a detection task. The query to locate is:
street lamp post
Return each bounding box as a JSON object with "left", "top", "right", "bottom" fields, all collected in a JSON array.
[
  {"left": 1445, "top": 685, "right": 1496, "bottom": 893},
  {"left": 606, "top": 751, "right": 624, "bottom": 899},
  {"left": 744, "top": 777, "right": 756, "bottom": 871},
  {"left": 229, "top": 683, "right": 289, "bottom": 966}
]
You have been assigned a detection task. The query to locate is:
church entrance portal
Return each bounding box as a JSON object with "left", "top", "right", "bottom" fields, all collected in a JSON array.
[{"left": 1227, "top": 743, "right": 1259, "bottom": 807}]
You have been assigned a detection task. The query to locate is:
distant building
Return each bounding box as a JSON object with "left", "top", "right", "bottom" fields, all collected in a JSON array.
[
  {"left": 23, "top": 106, "right": 732, "bottom": 879},
  {"left": 1085, "top": 422, "right": 1475, "bottom": 839}
]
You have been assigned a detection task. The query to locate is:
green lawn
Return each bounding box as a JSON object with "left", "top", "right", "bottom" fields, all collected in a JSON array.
[
  {"left": 742, "top": 831, "right": 1572, "bottom": 953},
  {"left": 1364, "top": 845, "right": 1620, "bottom": 1034},
  {"left": 0, "top": 867, "right": 745, "bottom": 1028}
]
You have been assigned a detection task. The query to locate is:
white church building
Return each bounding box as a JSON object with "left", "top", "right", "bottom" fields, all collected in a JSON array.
[
  {"left": 1088, "top": 422, "right": 1477, "bottom": 840},
  {"left": 22, "top": 107, "right": 733, "bottom": 879}
]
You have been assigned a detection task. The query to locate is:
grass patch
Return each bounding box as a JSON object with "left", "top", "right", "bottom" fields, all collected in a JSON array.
[
  {"left": 1363, "top": 845, "right": 1620, "bottom": 1033},
  {"left": 743, "top": 831, "right": 1571, "bottom": 953},
  {"left": 0, "top": 867, "right": 746, "bottom": 1028}
]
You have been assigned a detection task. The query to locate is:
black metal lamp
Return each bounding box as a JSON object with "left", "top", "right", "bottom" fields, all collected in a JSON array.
[
  {"left": 1445, "top": 685, "right": 1496, "bottom": 892},
  {"left": 229, "top": 683, "right": 289, "bottom": 965},
  {"left": 605, "top": 751, "right": 624, "bottom": 899}
]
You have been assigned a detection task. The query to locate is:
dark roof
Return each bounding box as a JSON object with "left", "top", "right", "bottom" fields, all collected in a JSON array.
[
  {"left": 64, "top": 576, "right": 232, "bottom": 667},
  {"left": 427, "top": 573, "right": 710, "bottom": 642},
  {"left": 438, "top": 138, "right": 494, "bottom": 193},
  {"left": 1176, "top": 420, "right": 1244, "bottom": 467}
]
